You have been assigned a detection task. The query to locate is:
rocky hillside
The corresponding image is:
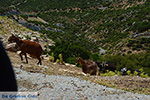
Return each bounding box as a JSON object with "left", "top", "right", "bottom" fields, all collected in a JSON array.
[
  {"left": 1, "top": 0, "right": 149, "bottom": 53},
  {"left": 0, "top": 16, "right": 150, "bottom": 96},
  {"left": 0, "top": 0, "right": 150, "bottom": 97},
  {"left": 1, "top": 0, "right": 149, "bottom": 75}
]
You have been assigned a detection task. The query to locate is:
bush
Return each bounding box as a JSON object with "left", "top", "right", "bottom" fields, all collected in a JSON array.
[
  {"left": 115, "top": 70, "right": 121, "bottom": 75},
  {"left": 101, "top": 71, "right": 116, "bottom": 76},
  {"left": 139, "top": 68, "right": 144, "bottom": 72},
  {"left": 140, "top": 73, "right": 149, "bottom": 78},
  {"left": 66, "top": 57, "right": 76, "bottom": 65},
  {"left": 58, "top": 54, "right": 64, "bottom": 64},
  {"left": 99, "top": 53, "right": 150, "bottom": 75},
  {"left": 90, "top": 53, "right": 101, "bottom": 61},
  {"left": 132, "top": 21, "right": 150, "bottom": 32},
  {"left": 50, "top": 43, "right": 91, "bottom": 63},
  {"left": 133, "top": 71, "right": 138, "bottom": 76},
  {"left": 49, "top": 56, "right": 54, "bottom": 62},
  {"left": 127, "top": 70, "right": 131, "bottom": 75},
  {"left": 49, "top": 32, "right": 96, "bottom": 63},
  {"left": 127, "top": 38, "right": 150, "bottom": 51},
  {"left": 56, "top": 59, "right": 60, "bottom": 63}
]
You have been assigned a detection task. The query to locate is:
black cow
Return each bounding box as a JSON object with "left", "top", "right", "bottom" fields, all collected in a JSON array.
[{"left": 96, "top": 61, "right": 116, "bottom": 73}]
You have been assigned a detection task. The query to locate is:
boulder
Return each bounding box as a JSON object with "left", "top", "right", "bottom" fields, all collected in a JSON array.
[{"left": 6, "top": 43, "right": 19, "bottom": 52}]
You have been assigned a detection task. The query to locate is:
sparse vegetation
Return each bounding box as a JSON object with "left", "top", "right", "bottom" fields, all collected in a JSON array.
[
  {"left": 127, "top": 37, "right": 150, "bottom": 51},
  {"left": 1, "top": 0, "right": 149, "bottom": 75},
  {"left": 100, "top": 71, "right": 116, "bottom": 76},
  {"left": 0, "top": 0, "right": 150, "bottom": 95},
  {"left": 99, "top": 53, "right": 150, "bottom": 75}
]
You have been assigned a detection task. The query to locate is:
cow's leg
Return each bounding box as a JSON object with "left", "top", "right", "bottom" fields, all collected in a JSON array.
[
  {"left": 19, "top": 52, "right": 24, "bottom": 61},
  {"left": 37, "top": 57, "right": 42, "bottom": 65},
  {"left": 24, "top": 53, "right": 28, "bottom": 63}
]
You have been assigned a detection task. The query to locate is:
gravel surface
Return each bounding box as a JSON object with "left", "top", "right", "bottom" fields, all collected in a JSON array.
[{"left": 14, "top": 68, "right": 150, "bottom": 100}]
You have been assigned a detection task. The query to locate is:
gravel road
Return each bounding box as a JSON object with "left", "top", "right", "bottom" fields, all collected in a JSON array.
[{"left": 14, "top": 68, "right": 150, "bottom": 100}]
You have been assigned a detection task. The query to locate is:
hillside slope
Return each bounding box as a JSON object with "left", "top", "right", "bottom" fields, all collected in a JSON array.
[
  {"left": 1, "top": 0, "right": 149, "bottom": 54},
  {"left": 0, "top": 16, "right": 150, "bottom": 95},
  {"left": 8, "top": 0, "right": 149, "bottom": 75}
]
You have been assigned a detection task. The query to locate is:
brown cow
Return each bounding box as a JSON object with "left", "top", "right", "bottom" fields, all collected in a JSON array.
[
  {"left": 77, "top": 57, "right": 99, "bottom": 75},
  {"left": 8, "top": 34, "right": 43, "bottom": 65}
]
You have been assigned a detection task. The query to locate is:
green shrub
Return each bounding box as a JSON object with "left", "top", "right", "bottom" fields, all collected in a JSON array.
[
  {"left": 100, "top": 53, "right": 150, "bottom": 75},
  {"left": 49, "top": 53, "right": 55, "bottom": 62},
  {"left": 101, "top": 71, "right": 116, "bottom": 76},
  {"left": 127, "top": 38, "right": 150, "bottom": 51},
  {"left": 49, "top": 33, "right": 96, "bottom": 63},
  {"left": 56, "top": 59, "right": 60, "bottom": 63},
  {"left": 132, "top": 21, "right": 150, "bottom": 32},
  {"left": 133, "top": 71, "right": 138, "bottom": 76},
  {"left": 140, "top": 73, "right": 149, "bottom": 78},
  {"left": 66, "top": 57, "right": 76, "bottom": 65},
  {"left": 127, "top": 70, "right": 131, "bottom": 75},
  {"left": 115, "top": 70, "right": 121, "bottom": 76},
  {"left": 139, "top": 68, "right": 144, "bottom": 72},
  {"left": 49, "top": 56, "right": 54, "bottom": 62},
  {"left": 90, "top": 53, "right": 101, "bottom": 61},
  {"left": 58, "top": 54, "right": 64, "bottom": 64}
]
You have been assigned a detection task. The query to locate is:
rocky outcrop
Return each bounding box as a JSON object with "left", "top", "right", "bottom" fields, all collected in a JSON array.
[{"left": 5, "top": 43, "right": 19, "bottom": 52}]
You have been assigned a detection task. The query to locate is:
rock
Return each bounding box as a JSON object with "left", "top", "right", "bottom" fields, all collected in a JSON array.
[
  {"left": 55, "top": 23, "right": 64, "bottom": 28},
  {"left": 31, "top": 36, "right": 39, "bottom": 42},
  {"left": 65, "top": 63, "right": 76, "bottom": 67},
  {"left": 17, "top": 51, "right": 21, "bottom": 54},
  {"left": 99, "top": 47, "right": 106, "bottom": 55},
  {"left": 41, "top": 55, "right": 49, "bottom": 60},
  {"left": 6, "top": 43, "right": 19, "bottom": 52}
]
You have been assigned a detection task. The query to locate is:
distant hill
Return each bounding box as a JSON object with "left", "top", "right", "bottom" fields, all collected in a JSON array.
[
  {"left": 1, "top": 0, "right": 150, "bottom": 74},
  {"left": 0, "top": 0, "right": 147, "bottom": 12},
  {"left": 0, "top": 0, "right": 109, "bottom": 13},
  {"left": 1, "top": 0, "right": 149, "bottom": 52},
  {"left": 1, "top": 0, "right": 150, "bottom": 53}
]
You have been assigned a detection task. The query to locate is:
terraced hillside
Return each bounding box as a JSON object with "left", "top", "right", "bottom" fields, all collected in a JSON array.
[
  {"left": 0, "top": 0, "right": 150, "bottom": 74},
  {"left": 1, "top": 1, "right": 150, "bottom": 96},
  {"left": 0, "top": 0, "right": 147, "bottom": 12},
  {"left": 0, "top": 15, "right": 150, "bottom": 96}
]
